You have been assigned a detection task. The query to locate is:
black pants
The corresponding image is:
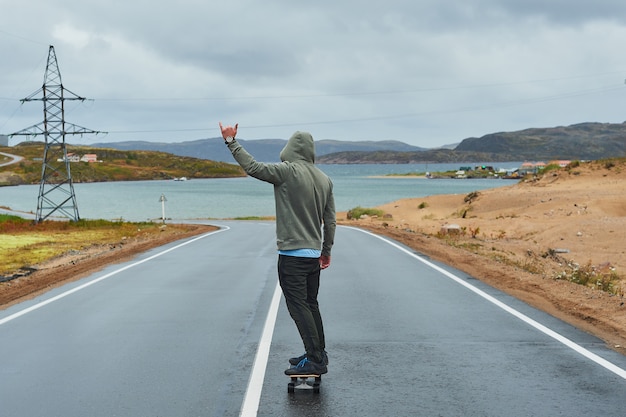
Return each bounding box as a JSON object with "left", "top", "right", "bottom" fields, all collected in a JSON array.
[{"left": 278, "top": 255, "right": 325, "bottom": 364}]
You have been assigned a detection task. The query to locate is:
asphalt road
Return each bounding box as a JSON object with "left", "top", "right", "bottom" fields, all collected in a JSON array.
[
  {"left": 1, "top": 221, "right": 625, "bottom": 417},
  {"left": 0, "top": 151, "right": 23, "bottom": 167}
]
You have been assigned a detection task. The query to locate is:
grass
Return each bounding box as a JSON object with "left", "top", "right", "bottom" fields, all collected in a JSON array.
[
  {"left": 553, "top": 260, "right": 623, "bottom": 296},
  {"left": 0, "top": 214, "right": 175, "bottom": 276},
  {"left": 0, "top": 143, "right": 245, "bottom": 185},
  {"left": 346, "top": 206, "right": 384, "bottom": 220}
]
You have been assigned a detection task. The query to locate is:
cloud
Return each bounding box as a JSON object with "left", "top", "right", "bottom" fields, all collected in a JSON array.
[{"left": 1, "top": 1, "right": 625, "bottom": 147}]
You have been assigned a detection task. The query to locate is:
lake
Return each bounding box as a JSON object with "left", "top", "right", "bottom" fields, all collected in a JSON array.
[{"left": 0, "top": 163, "right": 521, "bottom": 221}]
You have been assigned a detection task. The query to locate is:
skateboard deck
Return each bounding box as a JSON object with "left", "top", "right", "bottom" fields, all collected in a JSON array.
[{"left": 287, "top": 374, "right": 321, "bottom": 393}]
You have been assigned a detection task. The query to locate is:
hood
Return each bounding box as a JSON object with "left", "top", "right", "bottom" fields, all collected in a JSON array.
[{"left": 280, "top": 131, "right": 315, "bottom": 163}]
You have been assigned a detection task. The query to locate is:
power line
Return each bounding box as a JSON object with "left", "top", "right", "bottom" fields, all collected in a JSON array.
[
  {"left": 0, "top": 29, "right": 48, "bottom": 47},
  {"left": 80, "top": 70, "right": 626, "bottom": 102},
  {"left": 102, "top": 84, "right": 624, "bottom": 135},
  {"left": 3, "top": 68, "right": 624, "bottom": 137},
  {"left": 2, "top": 70, "right": 624, "bottom": 103}
]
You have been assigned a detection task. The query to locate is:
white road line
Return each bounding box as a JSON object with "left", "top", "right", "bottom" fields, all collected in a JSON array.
[
  {"left": 239, "top": 280, "right": 282, "bottom": 417},
  {"left": 348, "top": 226, "right": 626, "bottom": 381},
  {"left": 0, "top": 228, "right": 228, "bottom": 326}
]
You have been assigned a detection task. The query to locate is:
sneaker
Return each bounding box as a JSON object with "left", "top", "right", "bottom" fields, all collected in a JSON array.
[
  {"left": 289, "top": 351, "right": 329, "bottom": 366},
  {"left": 285, "top": 357, "right": 328, "bottom": 375}
]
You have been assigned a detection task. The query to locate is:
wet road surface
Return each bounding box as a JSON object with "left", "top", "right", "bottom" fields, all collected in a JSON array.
[
  {"left": 0, "top": 151, "right": 23, "bottom": 167},
  {"left": 1, "top": 221, "right": 625, "bottom": 416}
]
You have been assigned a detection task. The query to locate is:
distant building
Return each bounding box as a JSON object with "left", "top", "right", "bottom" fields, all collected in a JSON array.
[
  {"left": 0, "top": 135, "right": 8, "bottom": 146},
  {"left": 58, "top": 153, "right": 80, "bottom": 163},
  {"left": 57, "top": 153, "right": 98, "bottom": 163},
  {"left": 80, "top": 154, "right": 98, "bottom": 163},
  {"left": 474, "top": 165, "right": 494, "bottom": 171},
  {"left": 518, "top": 161, "right": 546, "bottom": 176}
]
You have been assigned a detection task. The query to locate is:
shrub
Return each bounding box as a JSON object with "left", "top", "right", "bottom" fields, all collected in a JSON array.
[
  {"left": 553, "top": 260, "right": 623, "bottom": 296},
  {"left": 347, "top": 206, "right": 384, "bottom": 220},
  {"left": 540, "top": 163, "right": 561, "bottom": 173},
  {"left": 464, "top": 191, "right": 480, "bottom": 204}
]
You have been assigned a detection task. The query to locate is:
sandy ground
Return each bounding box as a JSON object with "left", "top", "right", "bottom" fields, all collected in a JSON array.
[
  {"left": 339, "top": 160, "right": 626, "bottom": 354},
  {"left": 1, "top": 160, "right": 625, "bottom": 355}
]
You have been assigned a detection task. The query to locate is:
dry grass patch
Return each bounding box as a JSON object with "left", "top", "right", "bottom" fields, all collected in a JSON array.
[{"left": 0, "top": 215, "right": 195, "bottom": 277}]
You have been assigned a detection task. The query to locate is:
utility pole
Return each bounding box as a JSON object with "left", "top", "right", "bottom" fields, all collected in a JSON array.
[
  {"left": 159, "top": 194, "right": 167, "bottom": 223},
  {"left": 10, "top": 45, "right": 104, "bottom": 222}
]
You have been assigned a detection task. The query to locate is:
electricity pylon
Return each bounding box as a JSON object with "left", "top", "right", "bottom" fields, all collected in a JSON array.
[{"left": 10, "top": 45, "right": 104, "bottom": 222}]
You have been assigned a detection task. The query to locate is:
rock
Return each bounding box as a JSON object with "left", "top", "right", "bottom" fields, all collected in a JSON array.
[{"left": 440, "top": 224, "right": 461, "bottom": 235}]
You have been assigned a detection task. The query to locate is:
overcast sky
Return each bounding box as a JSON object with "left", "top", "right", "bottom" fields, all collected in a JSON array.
[{"left": 1, "top": 1, "right": 625, "bottom": 148}]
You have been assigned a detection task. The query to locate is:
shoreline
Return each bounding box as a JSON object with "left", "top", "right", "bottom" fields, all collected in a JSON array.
[{"left": 366, "top": 175, "right": 518, "bottom": 179}]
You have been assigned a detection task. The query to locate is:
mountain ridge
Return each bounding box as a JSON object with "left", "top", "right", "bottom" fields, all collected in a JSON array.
[
  {"left": 89, "top": 121, "right": 626, "bottom": 163},
  {"left": 91, "top": 138, "right": 426, "bottom": 163}
]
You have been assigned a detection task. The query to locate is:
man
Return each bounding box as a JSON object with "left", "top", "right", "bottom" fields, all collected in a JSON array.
[{"left": 219, "top": 123, "right": 336, "bottom": 375}]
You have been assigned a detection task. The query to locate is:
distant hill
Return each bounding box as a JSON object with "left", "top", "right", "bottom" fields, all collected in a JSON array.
[
  {"left": 0, "top": 142, "right": 245, "bottom": 185},
  {"left": 90, "top": 138, "right": 426, "bottom": 163},
  {"left": 455, "top": 122, "right": 626, "bottom": 160},
  {"left": 317, "top": 149, "right": 517, "bottom": 164},
  {"left": 318, "top": 122, "right": 626, "bottom": 163},
  {"left": 90, "top": 122, "right": 626, "bottom": 163}
]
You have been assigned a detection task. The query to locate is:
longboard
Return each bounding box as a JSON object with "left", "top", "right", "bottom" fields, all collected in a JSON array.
[{"left": 287, "top": 374, "right": 321, "bottom": 393}]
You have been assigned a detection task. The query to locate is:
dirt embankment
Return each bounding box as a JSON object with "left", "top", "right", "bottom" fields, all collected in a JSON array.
[{"left": 339, "top": 160, "right": 626, "bottom": 354}]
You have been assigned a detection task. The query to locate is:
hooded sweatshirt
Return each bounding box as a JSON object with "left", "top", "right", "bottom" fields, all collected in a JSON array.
[{"left": 227, "top": 131, "right": 336, "bottom": 256}]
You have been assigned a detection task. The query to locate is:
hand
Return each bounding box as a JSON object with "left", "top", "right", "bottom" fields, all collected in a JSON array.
[
  {"left": 319, "top": 255, "right": 331, "bottom": 269},
  {"left": 219, "top": 122, "right": 238, "bottom": 139}
]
